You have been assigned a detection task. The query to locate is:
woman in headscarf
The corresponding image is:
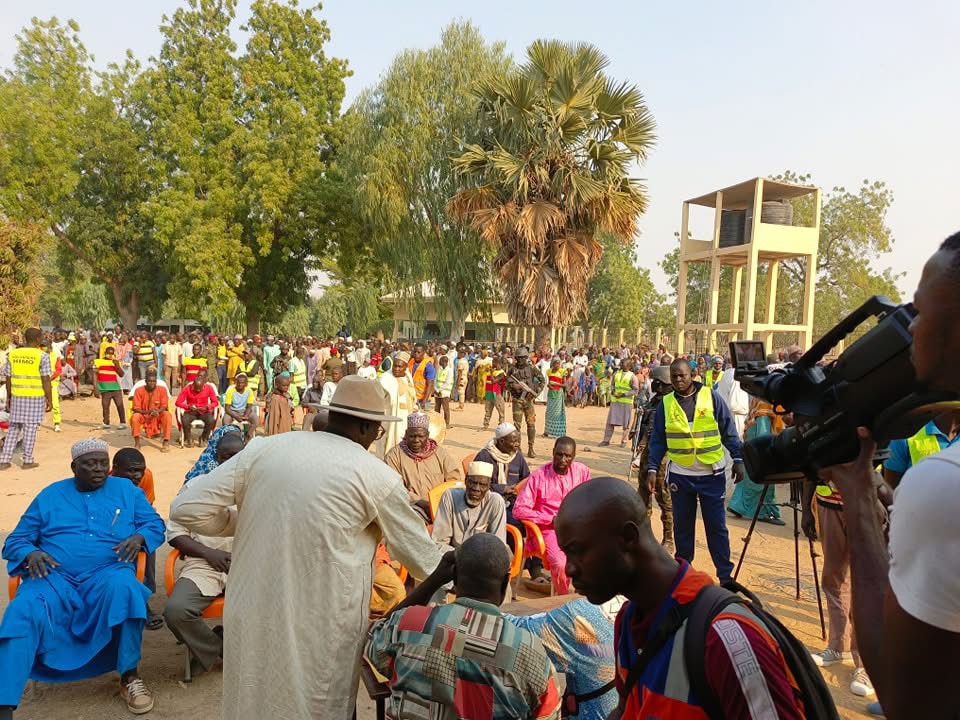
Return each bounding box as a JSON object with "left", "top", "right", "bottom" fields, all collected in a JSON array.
[{"left": 184, "top": 425, "right": 245, "bottom": 483}]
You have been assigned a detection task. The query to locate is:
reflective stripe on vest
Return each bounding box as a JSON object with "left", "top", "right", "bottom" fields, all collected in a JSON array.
[
  {"left": 663, "top": 387, "right": 723, "bottom": 466},
  {"left": 612, "top": 371, "right": 634, "bottom": 404},
  {"left": 9, "top": 348, "right": 45, "bottom": 397},
  {"left": 907, "top": 426, "right": 942, "bottom": 466},
  {"left": 411, "top": 358, "right": 432, "bottom": 399}
]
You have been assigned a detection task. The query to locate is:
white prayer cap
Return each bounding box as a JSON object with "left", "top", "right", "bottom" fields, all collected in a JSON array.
[
  {"left": 71, "top": 438, "right": 109, "bottom": 460},
  {"left": 466, "top": 461, "right": 494, "bottom": 479},
  {"left": 494, "top": 422, "right": 517, "bottom": 439}
]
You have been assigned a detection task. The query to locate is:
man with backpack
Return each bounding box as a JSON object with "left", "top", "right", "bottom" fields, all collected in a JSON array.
[{"left": 555, "top": 475, "right": 837, "bottom": 719}]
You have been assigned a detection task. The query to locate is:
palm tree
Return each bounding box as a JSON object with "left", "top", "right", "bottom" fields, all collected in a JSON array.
[{"left": 449, "top": 40, "right": 655, "bottom": 349}]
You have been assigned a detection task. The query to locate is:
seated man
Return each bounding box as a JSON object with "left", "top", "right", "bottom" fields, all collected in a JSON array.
[
  {"left": 111, "top": 448, "right": 164, "bottom": 631},
  {"left": 130, "top": 368, "right": 172, "bottom": 453},
  {"left": 0, "top": 439, "right": 166, "bottom": 718},
  {"left": 365, "top": 534, "right": 561, "bottom": 720},
  {"left": 164, "top": 487, "right": 234, "bottom": 676},
  {"left": 300, "top": 373, "right": 326, "bottom": 431},
  {"left": 384, "top": 412, "right": 462, "bottom": 521},
  {"left": 513, "top": 436, "right": 591, "bottom": 594},
  {"left": 431, "top": 461, "right": 507, "bottom": 553},
  {"left": 223, "top": 372, "right": 258, "bottom": 440},
  {"left": 176, "top": 368, "right": 219, "bottom": 448},
  {"left": 369, "top": 544, "right": 406, "bottom": 619},
  {"left": 475, "top": 422, "right": 531, "bottom": 522}
]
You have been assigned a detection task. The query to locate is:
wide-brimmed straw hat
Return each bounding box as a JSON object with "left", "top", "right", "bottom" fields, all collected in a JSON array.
[{"left": 328, "top": 376, "right": 402, "bottom": 423}]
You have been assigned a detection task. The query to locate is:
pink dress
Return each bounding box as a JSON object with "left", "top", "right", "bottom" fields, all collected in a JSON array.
[{"left": 512, "top": 460, "right": 591, "bottom": 593}]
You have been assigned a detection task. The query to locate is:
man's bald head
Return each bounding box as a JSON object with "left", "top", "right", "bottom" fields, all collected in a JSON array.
[
  {"left": 454, "top": 533, "right": 511, "bottom": 606},
  {"left": 556, "top": 476, "right": 660, "bottom": 604}
]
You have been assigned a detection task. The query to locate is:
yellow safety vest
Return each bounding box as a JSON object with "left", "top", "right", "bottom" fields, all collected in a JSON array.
[
  {"left": 612, "top": 371, "right": 634, "bottom": 404},
  {"left": 907, "top": 425, "right": 943, "bottom": 466},
  {"left": 9, "top": 347, "right": 45, "bottom": 397},
  {"left": 662, "top": 386, "right": 724, "bottom": 466},
  {"left": 241, "top": 359, "right": 261, "bottom": 392},
  {"left": 705, "top": 369, "right": 722, "bottom": 388}
]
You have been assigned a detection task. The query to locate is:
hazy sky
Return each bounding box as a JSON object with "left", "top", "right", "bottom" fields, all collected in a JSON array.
[{"left": 2, "top": 0, "right": 956, "bottom": 300}]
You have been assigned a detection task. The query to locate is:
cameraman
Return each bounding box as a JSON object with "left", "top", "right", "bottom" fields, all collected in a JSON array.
[{"left": 820, "top": 233, "right": 960, "bottom": 719}]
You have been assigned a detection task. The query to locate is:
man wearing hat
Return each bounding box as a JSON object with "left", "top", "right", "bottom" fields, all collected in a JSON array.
[
  {"left": 378, "top": 350, "right": 416, "bottom": 455},
  {"left": 170, "top": 376, "right": 440, "bottom": 720},
  {"left": 704, "top": 355, "right": 724, "bottom": 389},
  {"left": 432, "top": 460, "right": 507, "bottom": 554},
  {"left": 384, "top": 412, "right": 462, "bottom": 521},
  {"left": 506, "top": 346, "right": 545, "bottom": 458},
  {"left": 0, "top": 438, "right": 166, "bottom": 716}
]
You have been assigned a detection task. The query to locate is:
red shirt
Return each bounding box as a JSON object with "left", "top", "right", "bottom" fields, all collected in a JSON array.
[{"left": 175, "top": 383, "right": 219, "bottom": 414}]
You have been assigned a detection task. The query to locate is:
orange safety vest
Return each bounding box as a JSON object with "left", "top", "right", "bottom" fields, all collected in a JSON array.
[{"left": 410, "top": 357, "right": 434, "bottom": 400}]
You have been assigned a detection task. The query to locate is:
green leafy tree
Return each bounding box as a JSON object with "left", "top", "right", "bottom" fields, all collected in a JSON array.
[
  {"left": 586, "top": 234, "right": 666, "bottom": 335},
  {"left": 0, "top": 18, "right": 169, "bottom": 329},
  {"left": 341, "top": 22, "right": 510, "bottom": 340},
  {"left": 0, "top": 220, "right": 46, "bottom": 341},
  {"left": 449, "top": 40, "right": 656, "bottom": 350},
  {"left": 144, "top": 0, "right": 350, "bottom": 333}
]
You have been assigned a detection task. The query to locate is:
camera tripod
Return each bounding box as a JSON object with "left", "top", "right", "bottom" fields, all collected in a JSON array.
[{"left": 733, "top": 479, "right": 826, "bottom": 640}]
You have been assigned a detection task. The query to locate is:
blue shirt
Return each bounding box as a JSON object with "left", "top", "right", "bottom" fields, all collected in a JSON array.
[{"left": 884, "top": 421, "right": 960, "bottom": 473}]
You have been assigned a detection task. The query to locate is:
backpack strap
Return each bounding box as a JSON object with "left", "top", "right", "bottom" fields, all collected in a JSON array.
[
  {"left": 683, "top": 584, "right": 840, "bottom": 720},
  {"left": 618, "top": 605, "right": 685, "bottom": 713}
]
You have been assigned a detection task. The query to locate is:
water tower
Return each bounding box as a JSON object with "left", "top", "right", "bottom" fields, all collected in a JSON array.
[{"left": 675, "top": 177, "right": 820, "bottom": 355}]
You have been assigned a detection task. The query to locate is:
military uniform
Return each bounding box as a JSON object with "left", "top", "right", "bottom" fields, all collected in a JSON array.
[
  {"left": 636, "top": 393, "right": 673, "bottom": 550},
  {"left": 506, "top": 353, "right": 544, "bottom": 457}
]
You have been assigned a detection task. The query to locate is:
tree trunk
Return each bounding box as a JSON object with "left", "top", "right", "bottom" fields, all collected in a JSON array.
[
  {"left": 109, "top": 283, "right": 139, "bottom": 332},
  {"left": 246, "top": 311, "right": 261, "bottom": 337},
  {"left": 449, "top": 317, "right": 465, "bottom": 343},
  {"left": 534, "top": 326, "right": 552, "bottom": 355}
]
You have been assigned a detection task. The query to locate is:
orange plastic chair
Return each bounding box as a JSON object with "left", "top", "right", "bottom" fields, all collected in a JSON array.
[
  {"left": 9, "top": 551, "right": 146, "bottom": 600},
  {"left": 460, "top": 452, "right": 478, "bottom": 478},
  {"left": 504, "top": 524, "right": 524, "bottom": 580},
  {"left": 520, "top": 519, "right": 554, "bottom": 596},
  {"left": 428, "top": 480, "right": 465, "bottom": 521},
  {"left": 165, "top": 548, "right": 225, "bottom": 682}
]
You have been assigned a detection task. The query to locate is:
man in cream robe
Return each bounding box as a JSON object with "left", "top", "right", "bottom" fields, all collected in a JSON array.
[
  {"left": 169, "top": 381, "right": 440, "bottom": 720},
  {"left": 377, "top": 351, "right": 416, "bottom": 456}
]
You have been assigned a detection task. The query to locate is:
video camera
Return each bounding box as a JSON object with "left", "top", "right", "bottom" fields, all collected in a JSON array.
[{"left": 730, "top": 296, "right": 956, "bottom": 484}]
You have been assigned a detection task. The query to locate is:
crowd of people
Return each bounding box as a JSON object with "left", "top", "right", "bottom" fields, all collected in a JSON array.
[{"left": 0, "top": 233, "right": 958, "bottom": 719}]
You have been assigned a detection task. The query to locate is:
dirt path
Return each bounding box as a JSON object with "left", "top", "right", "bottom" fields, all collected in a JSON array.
[{"left": 0, "top": 395, "right": 871, "bottom": 718}]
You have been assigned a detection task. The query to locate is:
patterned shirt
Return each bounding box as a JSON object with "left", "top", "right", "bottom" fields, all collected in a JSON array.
[{"left": 365, "top": 598, "right": 562, "bottom": 720}]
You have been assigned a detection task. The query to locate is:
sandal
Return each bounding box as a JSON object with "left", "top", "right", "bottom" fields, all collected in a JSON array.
[
  {"left": 522, "top": 576, "right": 553, "bottom": 595},
  {"left": 146, "top": 613, "right": 165, "bottom": 631}
]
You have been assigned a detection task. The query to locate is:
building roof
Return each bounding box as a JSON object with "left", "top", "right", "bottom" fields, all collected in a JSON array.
[{"left": 686, "top": 177, "right": 817, "bottom": 210}]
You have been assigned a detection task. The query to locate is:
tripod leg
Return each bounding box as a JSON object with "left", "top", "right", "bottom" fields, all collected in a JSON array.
[
  {"left": 733, "top": 484, "right": 769, "bottom": 582},
  {"left": 793, "top": 498, "right": 801, "bottom": 600},
  {"left": 808, "top": 537, "right": 827, "bottom": 640}
]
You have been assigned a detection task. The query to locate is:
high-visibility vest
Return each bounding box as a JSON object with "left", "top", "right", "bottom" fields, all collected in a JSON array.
[
  {"left": 907, "top": 425, "right": 943, "bottom": 466},
  {"left": 289, "top": 358, "right": 307, "bottom": 388},
  {"left": 705, "top": 368, "right": 722, "bottom": 388},
  {"left": 662, "top": 386, "right": 724, "bottom": 466},
  {"left": 612, "top": 370, "right": 634, "bottom": 404},
  {"left": 9, "top": 348, "right": 45, "bottom": 397},
  {"left": 241, "top": 359, "right": 261, "bottom": 392},
  {"left": 411, "top": 357, "right": 433, "bottom": 400}
]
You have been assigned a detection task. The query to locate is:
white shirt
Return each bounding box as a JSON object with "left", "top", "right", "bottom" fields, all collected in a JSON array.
[
  {"left": 181, "top": 341, "right": 194, "bottom": 360},
  {"left": 889, "top": 441, "right": 960, "bottom": 632}
]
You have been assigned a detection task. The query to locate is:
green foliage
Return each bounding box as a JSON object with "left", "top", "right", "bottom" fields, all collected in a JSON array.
[
  {"left": 140, "top": 0, "right": 351, "bottom": 328},
  {"left": 0, "top": 220, "right": 46, "bottom": 341},
  {"left": 587, "top": 234, "right": 667, "bottom": 333},
  {"left": 450, "top": 39, "right": 656, "bottom": 331},
  {"left": 341, "top": 22, "right": 510, "bottom": 336}
]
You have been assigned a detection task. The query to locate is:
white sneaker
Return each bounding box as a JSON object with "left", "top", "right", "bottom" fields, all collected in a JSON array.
[
  {"left": 118, "top": 423, "right": 128, "bottom": 430},
  {"left": 851, "top": 667, "right": 875, "bottom": 697},
  {"left": 811, "top": 648, "right": 844, "bottom": 667},
  {"left": 54, "top": 424, "right": 61, "bottom": 433}
]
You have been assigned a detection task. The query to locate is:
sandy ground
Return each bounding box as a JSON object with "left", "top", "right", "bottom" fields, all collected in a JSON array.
[{"left": 0, "top": 392, "right": 872, "bottom": 719}]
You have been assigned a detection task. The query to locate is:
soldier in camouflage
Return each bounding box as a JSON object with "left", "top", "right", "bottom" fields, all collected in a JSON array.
[{"left": 506, "top": 346, "right": 545, "bottom": 459}]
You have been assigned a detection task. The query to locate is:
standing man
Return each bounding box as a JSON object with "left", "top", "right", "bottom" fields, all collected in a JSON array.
[
  {"left": 434, "top": 355, "right": 454, "bottom": 427},
  {"left": 631, "top": 366, "right": 675, "bottom": 553},
  {"left": 482, "top": 356, "right": 507, "bottom": 430},
  {"left": 134, "top": 333, "right": 155, "bottom": 382},
  {"left": 704, "top": 355, "right": 724, "bottom": 388},
  {"left": 0, "top": 328, "right": 52, "bottom": 471},
  {"left": 512, "top": 436, "right": 591, "bottom": 594},
  {"left": 162, "top": 334, "right": 182, "bottom": 391},
  {"left": 409, "top": 342, "right": 436, "bottom": 411},
  {"left": 645, "top": 358, "right": 744, "bottom": 586},
  {"left": 94, "top": 346, "right": 127, "bottom": 430},
  {"left": 599, "top": 361, "right": 638, "bottom": 447},
  {"left": 170, "top": 377, "right": 441, "bottom": 720},
  {"left": 262, "top": 336, "right": 280, "bottom": 393},
  {"left": 506, "top": 347, "right": 545, "bottom": 459}
]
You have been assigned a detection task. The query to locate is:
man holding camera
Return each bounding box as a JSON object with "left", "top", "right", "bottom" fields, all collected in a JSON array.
[
  {"left": 646, "top": 358, "right": 744, "bottom": 586},
  {"left": 820, "top": 233, "right": 960, "bottom": 719}
]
